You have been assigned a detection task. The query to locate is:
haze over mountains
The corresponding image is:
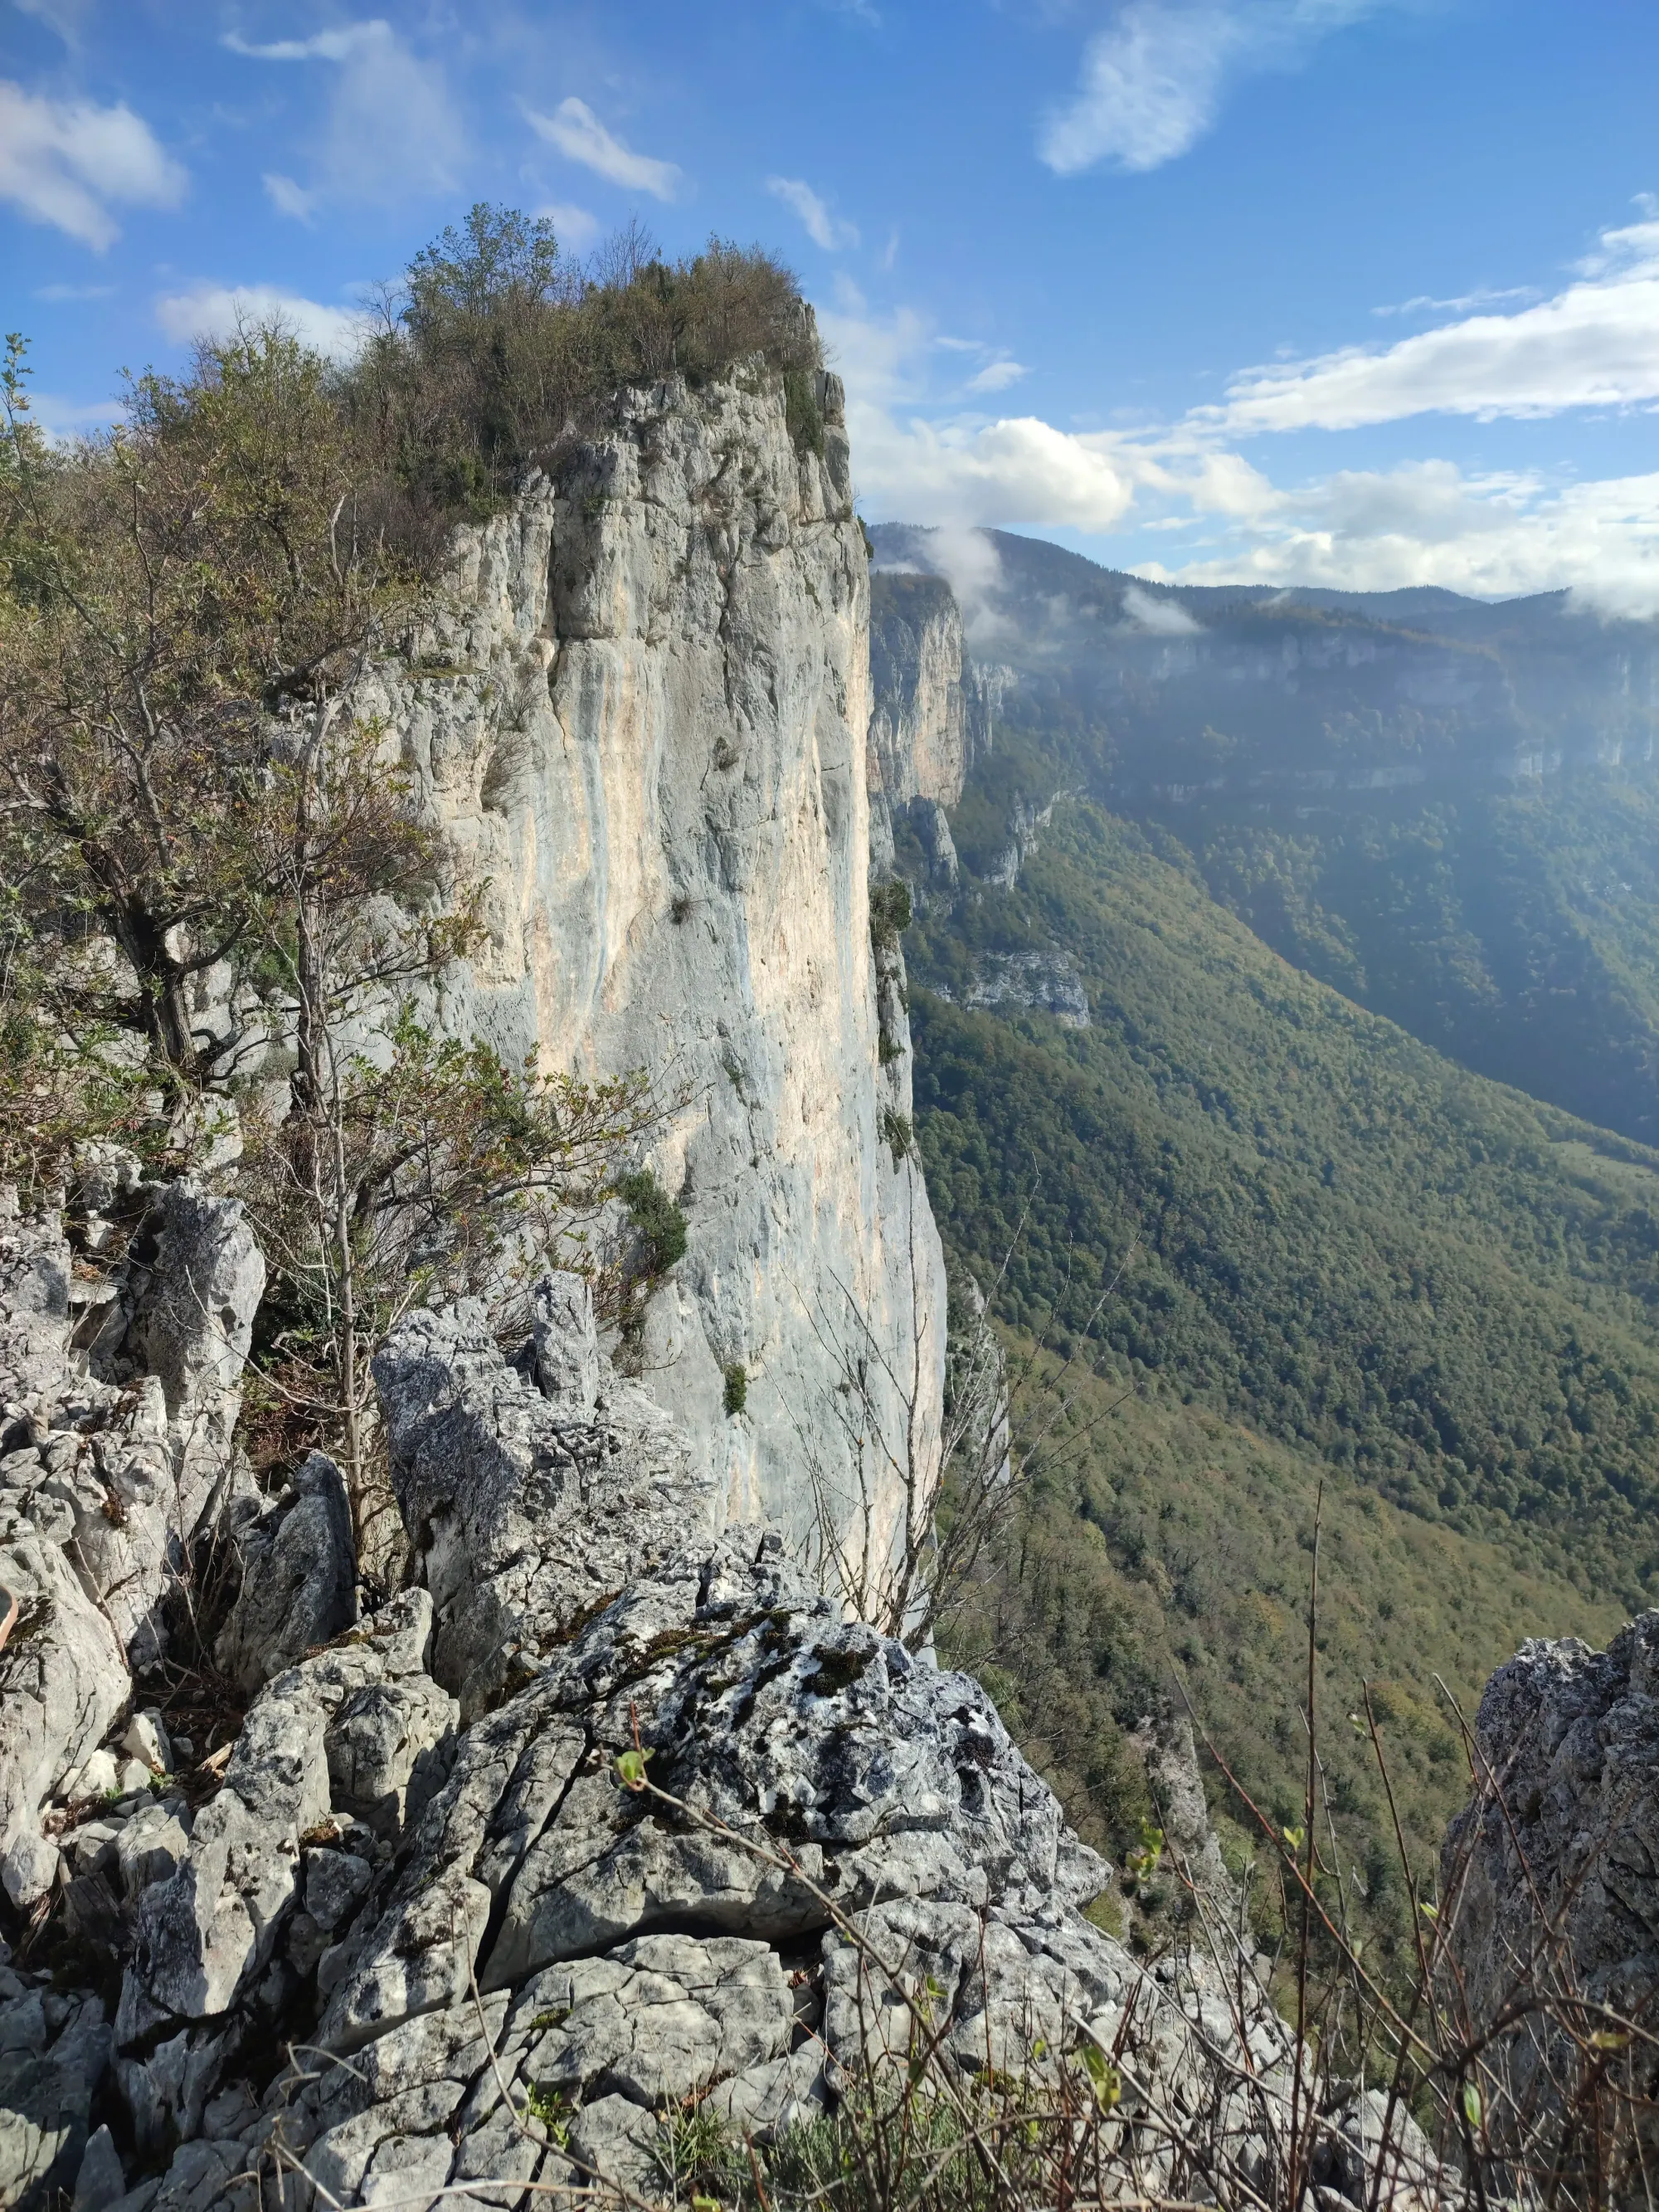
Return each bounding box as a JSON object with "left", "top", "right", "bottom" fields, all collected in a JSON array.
[
  {"left": 874, "top": 524, "right": 1659, "bottom": 1146},
  {"left": 864, "top": 526, "right": 1659, "bottom": 1926}
]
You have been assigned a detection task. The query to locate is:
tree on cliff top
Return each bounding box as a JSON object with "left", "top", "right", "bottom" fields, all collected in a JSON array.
[{"left": 346, "top": 202, "right": 820, "bottom": 527}]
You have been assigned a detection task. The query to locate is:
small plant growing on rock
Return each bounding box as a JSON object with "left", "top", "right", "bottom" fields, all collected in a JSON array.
[
  {"left": 722, "top": 1362, "right": 748, "bottom": 1417},
  {"left": 868, "top": 880, "right": 912, "bottom": 957}
]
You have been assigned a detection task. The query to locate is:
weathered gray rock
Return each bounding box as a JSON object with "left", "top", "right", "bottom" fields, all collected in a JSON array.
[
  {"left": 360, "top": 368, "right": 946, "bottom": 1572},
  {"left": 1443, "top": 1613, "right": 1659, "bottom": 2183},
  {"left": 869, "top": 572, "right": 970, "bottom": 811},
  {"left": 215, "top": 1450, "right": 358, "bottom": 1694},
  {"left": 372, "top": 1294, "right": 713, "bottom": 1717},
  {"left": 114, "top": 1591, "right": 452, "bottom": 2150},
  {"left": 0, "top": 1990, "right": 110, "bottom": 2212}
]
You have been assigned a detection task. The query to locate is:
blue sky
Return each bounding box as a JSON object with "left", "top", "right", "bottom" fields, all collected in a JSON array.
[{"left": 6, "top": 0, "right": 1659, "bottom": 607}]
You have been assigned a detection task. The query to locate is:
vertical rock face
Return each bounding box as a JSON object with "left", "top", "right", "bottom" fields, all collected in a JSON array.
[
  {"left": 356, "top": 368, "right": 946, "bottom": 1576},
  {"left": 867, "top": 573, "right": 969, "bottom": 811},
  {"left": 1442, "top": 1616, "right": 1659, "bottom": 2180}
]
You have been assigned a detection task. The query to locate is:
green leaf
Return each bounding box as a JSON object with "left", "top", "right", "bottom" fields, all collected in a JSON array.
[
  {"left": 1462, "top": 2083, "right": 1482, "bottom": 2130},
  {"left": 615, "top": 1748, "right": 649, "bottom": 1790}
]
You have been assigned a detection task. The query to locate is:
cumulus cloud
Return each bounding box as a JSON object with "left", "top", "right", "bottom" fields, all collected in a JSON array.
[
  {"left": 525, "top": 99, "right": 680, "bottom": 201},
  {"left": 1040, "top": 0, "right": 1378, "bottom": 175},
  {"left": 820, "top": 290, "right": 1138, "bottom": 530},
  {"left": 155, "top": 283, "right": 367, "bottom": 360},
  {"left": 766, "top": 175, "right": 858, "bottom": 251},
  {"left": 1217, "top": 212, "right": 1659, "bottom": 431},
  {"left": 226, "top": 20, "right": 463, "bottom": 208},
  {"left": 1155, "top": 457, "right": 1659, "bottom": 616},
  {"left": 0, "top": 80, "right": 185, "bottom": 249}
]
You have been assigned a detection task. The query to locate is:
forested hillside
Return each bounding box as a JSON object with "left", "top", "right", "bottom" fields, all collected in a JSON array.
[{"left": 906, "top": 787, "right": 1659, "bottom": 1956}]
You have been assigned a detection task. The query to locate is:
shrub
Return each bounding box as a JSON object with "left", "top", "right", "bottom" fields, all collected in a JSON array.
[
  {"left": 722, "top": 1362, "right": 748, "bottom": 1417},
  {"left": 615, "top": 1167, "right": 688, "bottom": 1274},
  {"left": 341, "top": 206, "right": 820, "bottom": 538},
  {"left": 869, "top": 879, "right": 913, "bottom": 956}
]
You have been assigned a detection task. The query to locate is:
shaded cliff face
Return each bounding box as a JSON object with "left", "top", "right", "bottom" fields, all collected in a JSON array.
[
  {"left": 359, "top": 370, "right": 944, "bottom": 1570},
  {"left": 868, "top": 573, "right": 968, "bottom": 808}
]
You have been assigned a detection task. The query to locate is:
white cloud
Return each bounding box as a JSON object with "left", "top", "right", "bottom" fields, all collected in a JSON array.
[
  {"left": 1217, "top": 213, "right": 1659, "bottom": 431},
  {"left": 155, "top": 283, "right": 367, "bottom": 360},
  {"left": 34, "top": 280, "right": 113, "bottom": 301},
  {"left": 1040, "top": 0, "right": 1378, "bottom": 176},
  {"left": 820, "top": 291, "right": 1138, "bottom": 530},
  {"left": 226, "top": 20, "right": 463, "bottom": 208},
  {"left": 1157, "top": 458, "right": 1659, "bottom": 616},
  {"left": 1121, "top": 582, "right": 1201, "bottom": 632},
  {"left": 1372, "top": 285, "right": 1540, "bottom": 318},
  {"left": 0, "top": 80, "right": 185, "bottom": 249},
  {"left": 222, "top": 25, "right": 387, "bottom": 62},
  {"left": 536, "top": 200, "right": 601, "bottom": 251},
  {"left": 766, "top": 175, "right": 858, "bottom": 251},
  {"left": 524, "top": 98, "right": 680, "bottom": 201},
  {"left": 263, "top": 172, "right": 317, "bottom": 222},
  {"left": 966, "top": 357, "right": 1029, "bottom": 394}
]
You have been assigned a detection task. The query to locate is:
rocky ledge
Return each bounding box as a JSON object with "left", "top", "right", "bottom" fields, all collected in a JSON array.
[{"left": 1, "top": 1199, "right": 1458, "bottom": 2211}]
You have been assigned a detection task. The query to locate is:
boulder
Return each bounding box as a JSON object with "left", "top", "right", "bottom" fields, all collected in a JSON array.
[{"left": 214, "top": 1452, "right": 358, "bottom": 1694}]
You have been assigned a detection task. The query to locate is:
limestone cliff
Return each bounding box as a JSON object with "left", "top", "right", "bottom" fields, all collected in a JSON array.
[
  {"left": 353, "top": 369, "right": 944, "bottom": 1578},
  {"left": 868, "top": 574, "right": 968, "bottom": 811}
]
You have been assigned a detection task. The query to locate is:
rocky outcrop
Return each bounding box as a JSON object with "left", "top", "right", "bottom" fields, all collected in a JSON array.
[
  {"left": 370, "top": 1278, "right": 712, "bottom": 1718},
  {"left": 215, "top": 1453, "right": 357, "bottom": 1695},
  {"left": 1443, "top": 1615, "right": 1659, "bottom": 2181},
  {"left": 360, "top": 368, "right": 945, "bottom": 1591},
  {"left": 868, "top": 573, "right": 969, "bottom": 811},
  {"left": 102, "top": 1274, "right": 1311, "bottom": 2211},
  {"left": 0, "top": 1183, "right": 264, "bottom": 1911}
]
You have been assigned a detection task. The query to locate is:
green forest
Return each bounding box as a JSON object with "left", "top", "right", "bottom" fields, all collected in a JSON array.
[{"left": 909, "top": 794, "right": 1658, "bottom": 1957}]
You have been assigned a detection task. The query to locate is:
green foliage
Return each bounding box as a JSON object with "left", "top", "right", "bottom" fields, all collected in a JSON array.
[
  {"left": 911, "top": 792, "right": 1646, "bottom": 1971},
  {"left": 1175, "top": 777, "right": 1659, "bottom": 1152},
  {"left": 869, "top": 879, "right": 914, "bottom": 954},
  {"left": 615, "top": 1167, "right": 688, "bottom": 1274},
  {"left": 911, "top": 804, "right": 1659, "bottom": 1609},
  {"left": 345, "top": 207, "right": 819, "bottom": 532},
  {"left": 880, "top": 1108, "right": 913, "bottom": 1165},
  {"left": 722, "top": 1362, "right": 749, "bottom": 1416},
  {"left": 783, "top": 366, "right": 826, "bottom": 457}
]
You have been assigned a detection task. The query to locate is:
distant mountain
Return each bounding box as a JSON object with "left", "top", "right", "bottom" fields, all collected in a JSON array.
[
  {"left": 871, "top": 523, "right": 1659, "bottom": 791},
  {"left": 871, "top": 524, "right": 1659, "bottom": 1147}
]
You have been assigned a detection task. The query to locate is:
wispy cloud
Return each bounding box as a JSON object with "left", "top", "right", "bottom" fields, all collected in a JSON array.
[
  {"left": 263, "top": 172, "right": 317, "bottom": 222},
  {"left": 536, "top": 200, "right": 601, "bottom": 251},
  {"left": 225, "top": 20, "right": 463, "bottom": 209},
  {"left": 1372, "top": 285, "right": 1540, "bottom": 318},
  {"left": 222, "top": 24, "right": 387, "bottom": 62},
  {"left": 34, "top": 280, "right": 114, "bottom": 301},
  {"left": 966, "top": 357, "right": 1029, "bottom": 393},
  {"left": 1214, "top": 211, "right": 1659, "bottom": 431},
  {"left": 1040, "top": 0, "right": 1382, "bottom": 176},
  {"left": 155, "top": 283, "right": 367, "bottom": 359},
  {"left": 0, "top": 80, "right": 186, "bottom": 249},
  {"left": 12, "top": 0, "right": 94, "bottom": 42},
  {"left": 766, "top": 175, "right": 858, "bottom": 251},
  {"left": 524, "top": 98, "right": 680, "bottom": 201}
]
